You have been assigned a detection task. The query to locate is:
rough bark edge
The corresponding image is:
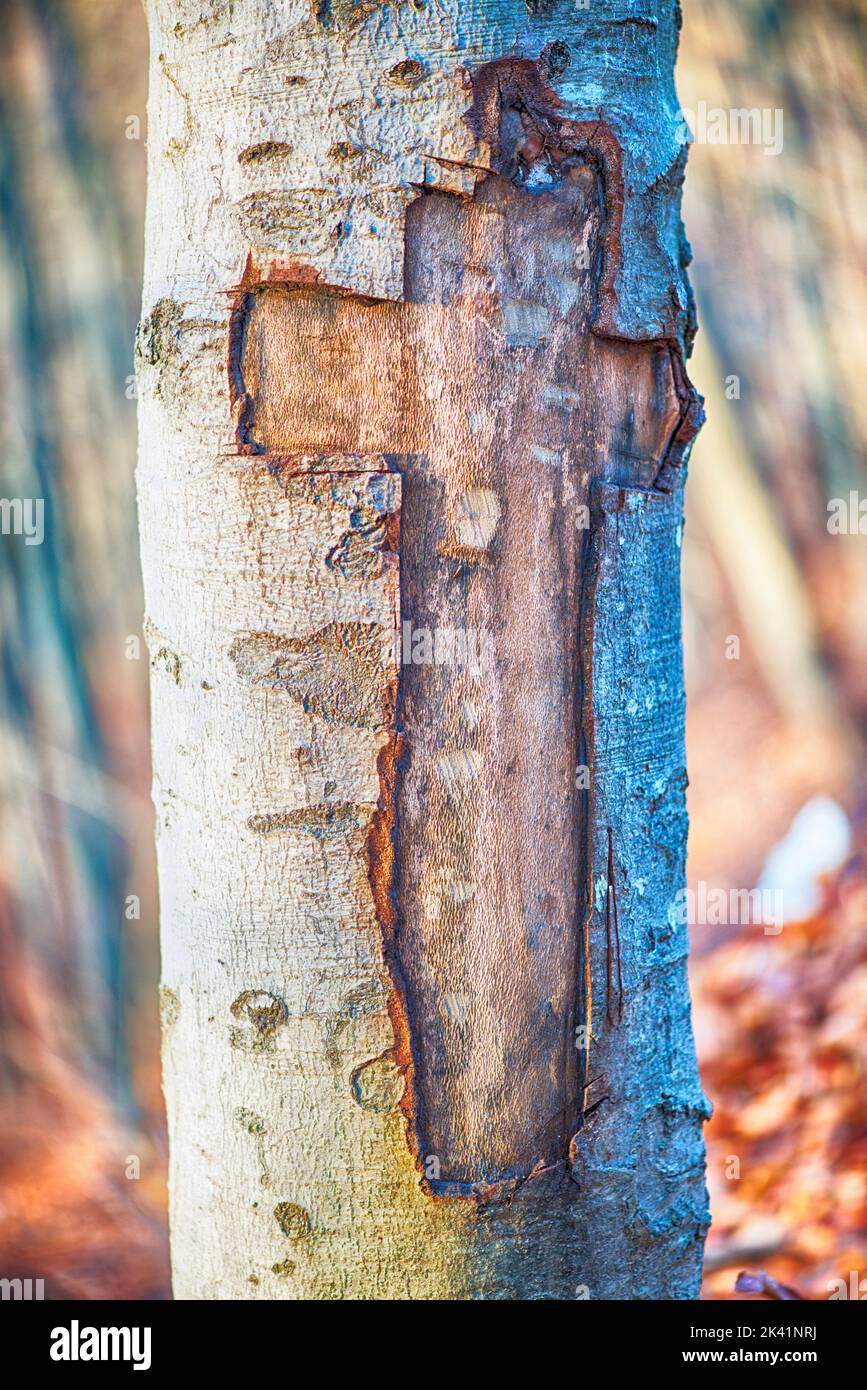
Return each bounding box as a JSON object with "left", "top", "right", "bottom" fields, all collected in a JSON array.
[
  {"left": 572, "top": 479, "right": 710, "bottom": 1295},
  {"left": 464, "top": 55, "right": 704, "bottom": 495}
]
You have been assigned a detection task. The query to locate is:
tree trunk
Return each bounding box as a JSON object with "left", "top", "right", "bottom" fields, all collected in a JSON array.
[{"left": 138, "top": 0, "right": 709, "bottom": 1299}]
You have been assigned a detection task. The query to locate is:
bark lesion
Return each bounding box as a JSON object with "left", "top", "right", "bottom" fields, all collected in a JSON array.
[
  {"left": 229, "top": 622, "right": 396, "bottom": 731},
  {"left": 216, "top": 49, "right": 703, "bottom": 1200}
]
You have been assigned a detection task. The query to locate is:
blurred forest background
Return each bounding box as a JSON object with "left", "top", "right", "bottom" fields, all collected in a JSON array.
[{"left": 0, "top": 0, "right": 865, "bottom": 1300}]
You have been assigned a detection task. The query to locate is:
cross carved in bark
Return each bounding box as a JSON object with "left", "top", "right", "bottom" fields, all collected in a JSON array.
[{"left": 230, "top": 167, "right": 683, "bottom": 1188}]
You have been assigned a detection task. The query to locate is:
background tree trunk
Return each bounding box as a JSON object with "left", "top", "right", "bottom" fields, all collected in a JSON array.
[{"left": 138, "top": 0, "right": 709, "bottom": 1299}]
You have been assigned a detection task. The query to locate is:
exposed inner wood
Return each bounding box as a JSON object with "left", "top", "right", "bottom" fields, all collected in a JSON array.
[{"left": 237, "top": 168, "right": 682, "bottom": 1186}]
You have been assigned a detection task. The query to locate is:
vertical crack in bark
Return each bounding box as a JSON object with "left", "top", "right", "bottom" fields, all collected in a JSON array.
[
  {"left": 366, "top": 723, "right": 428, "bottom": 1178},
  {"left": 605, "top": 825, "right": 624, "bottom": 1027},
  {"left": 577, "top": 495, "right": 599, "bottom": 1130}
]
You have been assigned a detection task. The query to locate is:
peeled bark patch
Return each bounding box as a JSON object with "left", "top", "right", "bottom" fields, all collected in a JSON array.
[
  {"left": 231, "top": 153, "right": 688, "bottom": 1189},
  {"left": 229, "top": 622, "right": 395, "bottom": 730}
]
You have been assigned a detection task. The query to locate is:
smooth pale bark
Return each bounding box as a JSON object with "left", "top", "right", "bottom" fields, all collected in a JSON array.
[{"left": 138, "top": 0, "right": 709, "bottom": 1299}]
